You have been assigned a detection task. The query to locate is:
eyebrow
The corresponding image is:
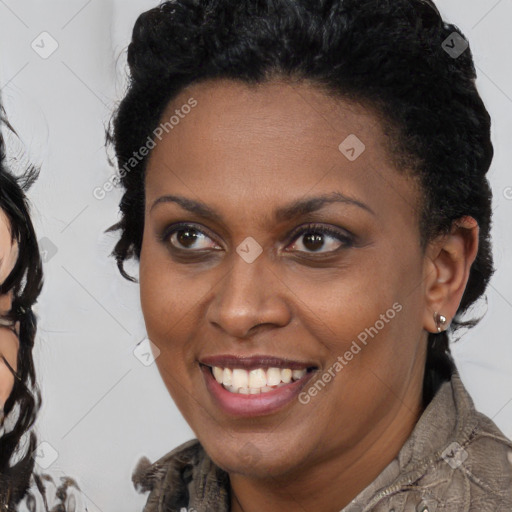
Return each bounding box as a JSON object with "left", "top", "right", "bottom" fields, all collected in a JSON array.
[{"left": 150, "top": 192, "right": 375, "bottom": 223}]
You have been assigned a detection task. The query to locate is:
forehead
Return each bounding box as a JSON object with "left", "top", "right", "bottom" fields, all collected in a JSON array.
[
  {"left": 144, "top": 79, "right": 420, "bottom": 228},
  {"left": 152, "top": 78, "right": 384, "bottom": 161}
]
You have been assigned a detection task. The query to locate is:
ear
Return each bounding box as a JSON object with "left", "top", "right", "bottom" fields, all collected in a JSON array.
[{"left": 422, "top": 216, "right": 479, "bottom": 333}]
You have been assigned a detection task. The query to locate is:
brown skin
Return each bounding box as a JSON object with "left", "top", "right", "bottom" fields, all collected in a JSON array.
[
  {"left": 139, "top": 79, "right": 479, "bottom": 511},
  {"left": 0, "top": 209, "right": 19, "bottom": 404},
  {"left": 0, "top": 322, "right": 18, "bottom": 405}
]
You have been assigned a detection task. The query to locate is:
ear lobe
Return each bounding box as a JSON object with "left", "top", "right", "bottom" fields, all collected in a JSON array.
[{"left": 422, "top": 216, "right": 479, "bottom": 333}]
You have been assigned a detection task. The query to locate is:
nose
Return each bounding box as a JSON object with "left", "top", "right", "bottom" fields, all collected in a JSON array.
[{"left": 206, "top": 250, "right": 292, "bottom": 340}]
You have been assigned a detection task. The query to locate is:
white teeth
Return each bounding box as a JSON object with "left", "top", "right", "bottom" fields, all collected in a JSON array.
[
  {"left": 213, "top": 367, "right": 223, "bottom": 382},
  {"left": 210, "top": 365, "right": 310, "bottom": 394},
  {"left": 292, "top": 369, "right": 307, "bottom": 380},
  {"left": 222, "top": 368, "right": 232, "bottom": 387},
  {"left": 248, "top": 368, "right": 267, "bottom": 388},
  {"left": 281, "top": 369, "right": 292, "bottom": 383},
  {"left": 267, "top": 367, "right": 281, "bottom": 386},
  {"left": 232, "top": 369, "right": 249, "bottom": 389}
]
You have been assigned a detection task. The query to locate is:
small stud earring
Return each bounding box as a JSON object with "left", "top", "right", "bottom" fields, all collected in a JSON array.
[{"left": 433, "top": 311, "right": 447, "bottom": 333}]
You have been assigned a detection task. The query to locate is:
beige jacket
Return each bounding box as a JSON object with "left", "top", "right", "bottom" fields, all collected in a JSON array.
[{"left": 132, "top": 365, "right": 512, "bottom": 511}]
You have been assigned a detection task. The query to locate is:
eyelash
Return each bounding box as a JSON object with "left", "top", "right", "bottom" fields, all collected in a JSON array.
[{"left": 159, "top": 222, "right": 354, "bottom": 256}]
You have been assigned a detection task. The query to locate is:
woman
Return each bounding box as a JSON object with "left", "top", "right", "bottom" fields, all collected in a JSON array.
[
  {"left": 0, "top": 110, "right": 82, "bottom": 511},
  {"left": 108, "top": 0, "right": 512, "bottom": 510},
  {"left": 0, "top": 109, "right": 44, "bottom": 509}
]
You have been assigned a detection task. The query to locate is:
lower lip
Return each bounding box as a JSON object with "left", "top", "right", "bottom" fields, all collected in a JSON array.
[{"left": 201, "top": 365, "right": 315, "bottom": 418}]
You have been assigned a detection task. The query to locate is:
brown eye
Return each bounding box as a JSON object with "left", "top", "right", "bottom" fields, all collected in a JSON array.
[
  {"left": 306, "top": 233, "right": 326, "bottom": 251},
  {"left": 162, "top": 223, "right": 220, "bottom": 252},
  {"left": 287, "top": 224, "right": 353, "bottom": 254},
  {"left": 175, "top": 228, "right": 201, "bottom": 248}
]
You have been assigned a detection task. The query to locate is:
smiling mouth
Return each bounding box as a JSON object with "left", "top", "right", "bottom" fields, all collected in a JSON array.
[
  {"left": 199, "top": 355, "right": 319, "bottom": 417},
  {"left": 201, "top": 364, "right": 316, "bottom": 395}
]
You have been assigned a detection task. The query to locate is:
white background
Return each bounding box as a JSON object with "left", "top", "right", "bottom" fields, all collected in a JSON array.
[{"left": 0, "top": 1, "right": 511, "bottom": 510}]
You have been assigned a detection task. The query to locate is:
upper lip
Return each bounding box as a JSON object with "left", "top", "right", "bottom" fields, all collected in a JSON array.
[{"left": 199, "top": 354, "right": 318, "bottom": 371}]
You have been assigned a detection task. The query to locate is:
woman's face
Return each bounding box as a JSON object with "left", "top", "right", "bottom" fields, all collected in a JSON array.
[
  {"left": 140, "top": 79, "right": 432, "bottom": 478},
  {"left": 0, "top": 208, "right": 19, "bottom": 404},
  {"left": 0, "top": 209, "right": 18, "bottom": 289}
]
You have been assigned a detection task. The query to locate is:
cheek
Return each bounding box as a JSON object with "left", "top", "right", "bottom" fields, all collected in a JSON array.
[
  {"left": 0, "top": 327, "right": 19, "bottom": 403},
  {"left": 286, "top": 254, "right": 398, "bottom": 338},
  {"left": 140, "top": 235, "right": 182, "bottom": 329},
  {"left": 139, "top": 258, "right": 196, "bottom": 416},
  {"left": 295, "top": 245, "right": 424, "bottom": 393},
  {"left": 138, "top": 241, "right": 213, "bottom": 400},
  {"left": 0, "top": 291, "right": 13, "bottom": 315},
  {"left": 139, "top": 257, "right": 209, "bottom": 341}
]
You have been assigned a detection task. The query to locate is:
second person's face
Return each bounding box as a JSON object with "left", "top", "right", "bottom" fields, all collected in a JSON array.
[
  {"left": 0, "top": 208, "right": 19, "bottom": 403},
  {"left": 0, "top": 208, "right": 18, "bottom": 294}
]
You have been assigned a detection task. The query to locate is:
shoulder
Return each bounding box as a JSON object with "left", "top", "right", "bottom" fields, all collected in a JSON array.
[
  {"left": 417, "top": 374, "right": 512, "bottom": 511},
  {"left": 132, "top": 438, "right": 202, "bottom": 495},
  {"left": 376, "top": 369, "right": 512, "bottom": 511},
  {"left": 132, "top": 439, "right": 230, "bottom": 511},
  {"left": 457, "top": 409, "right": 512, "bottom": 510},
  {"left": 451, "top": 371, "right": 512, "bottom": 493}
]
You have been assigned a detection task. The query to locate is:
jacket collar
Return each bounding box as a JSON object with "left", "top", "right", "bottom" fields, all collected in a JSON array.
[{"left": 341, "top": 364, "right": 480, "bottom": 510}]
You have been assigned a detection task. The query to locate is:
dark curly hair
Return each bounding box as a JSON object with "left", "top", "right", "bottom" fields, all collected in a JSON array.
[
  {"left": 106, "top": 0, "right": 494, "bottom": 401},
  {"left": 0, "top": 108, "right": 44, "bottom": 508}
]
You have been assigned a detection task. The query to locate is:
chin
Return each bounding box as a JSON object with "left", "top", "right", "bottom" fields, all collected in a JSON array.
[{"left": 202, "top": 432, "right": 309, "bottom": 479}]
